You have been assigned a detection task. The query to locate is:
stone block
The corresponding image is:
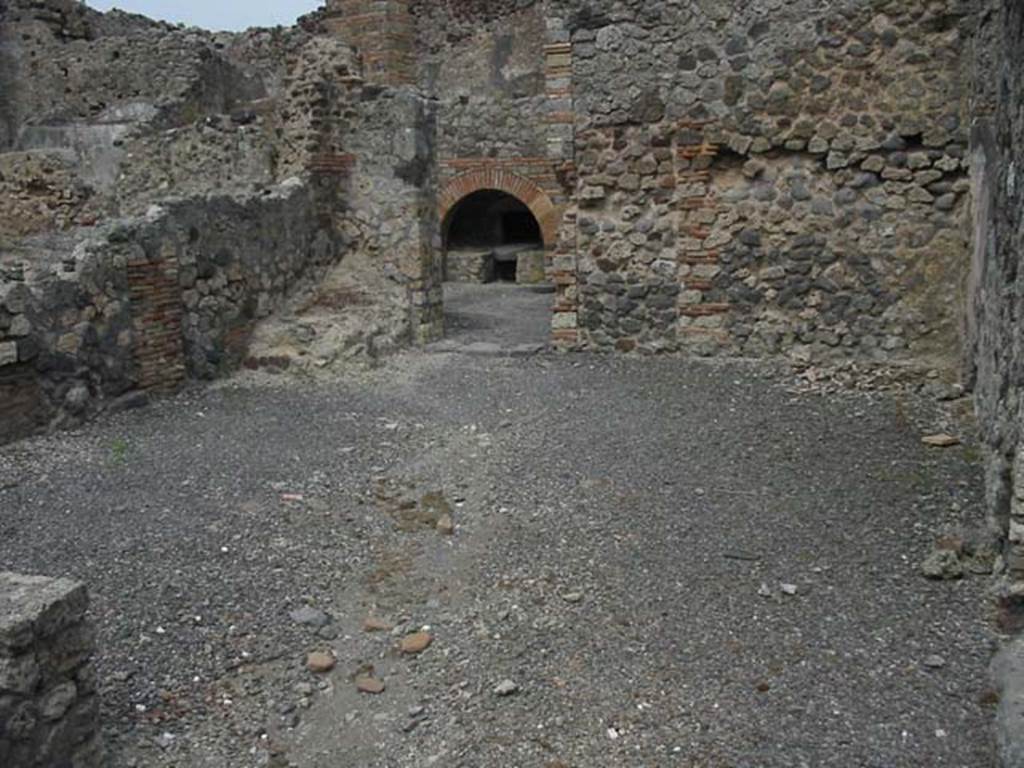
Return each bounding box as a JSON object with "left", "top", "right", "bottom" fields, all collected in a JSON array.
[
  {"left": 515, "top": 251, "right": 547, "bottom": 285},
  {"left": 552, "top": 312, "right": 578, "bottom": 330},
  {"left": 0, "top": 342, "right": 16, "bottom": 367},
  {"left": 0, "top": 573, "right": 88, "bottom": 651},
  {"left": 0, "top": 654, "right": 41, "bottom": 695},
  {"left": 445, "top": 250, "right": 494, "bottom": 283},
  {"left": 40, "top": 681, "right": 77, "bottom": 721},
  {"left": 0, "top": 573, "right": 101, "bottom": 766}
]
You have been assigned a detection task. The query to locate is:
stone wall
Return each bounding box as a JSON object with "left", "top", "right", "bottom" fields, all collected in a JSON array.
[
  {"left": 1, "top": 0, "right": 261, "bottom": 131},
  {"left": 0, "top": 150, "right": 96, "bottom": 238},
  {"left": 0, "top": 0, "right": 449, "bottom": 443},
  {"left": 561, "top": 0, "right": 976, "bottom": 363},
  {"left": 0, "top": 181, "right": 343, "bottom": 441},
  {"left": 343, "top": 85, "right": 443, "bottom": 344},
  {"left": 412, "top": 0, "right": 548, "bottom": 161},
  {"left": 968, "top": 0, "right": 1024, "bottom": 586},
  {"left": 0, "top": 572, "right": 101, "bottom": 768},
  {"left": 391, "top": 0, "right": 975, "bottom": 362},
  {"left": 0, "top": 0, "right": 331, "bottom": 228}
]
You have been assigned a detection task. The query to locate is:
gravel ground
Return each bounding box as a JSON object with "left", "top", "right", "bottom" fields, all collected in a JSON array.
[
  {"left": 442, "top": 282, "right": 554, "bottom": 347},
  {"left": 0, "top": 348, "right": 996, "bottom": 768}
]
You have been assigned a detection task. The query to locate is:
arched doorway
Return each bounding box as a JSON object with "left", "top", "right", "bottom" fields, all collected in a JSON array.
[
  {"left": 436, "top": 171, "right": 562, "bottom": 348},
  {"left": 443, "top": 190, "right": 544, "bottom": 282}
]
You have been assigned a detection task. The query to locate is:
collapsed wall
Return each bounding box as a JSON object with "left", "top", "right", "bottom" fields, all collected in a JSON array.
[
  {"left": 0, "top": 0, "right": 442, "bottom": 443},
  {"left": 968, "top": 0, "right": 1024, "bottom": 589}
]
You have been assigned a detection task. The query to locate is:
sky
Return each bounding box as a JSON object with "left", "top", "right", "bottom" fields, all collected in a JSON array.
[{"left": 86, "top": 1, "right": 322, "bottom": 32}]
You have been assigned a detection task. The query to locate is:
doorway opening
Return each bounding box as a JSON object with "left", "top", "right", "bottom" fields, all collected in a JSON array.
[
  {"left": 440, "top": 187, "right": 554, "bottom": 348},
  {"left": 443, "top": 190, "right": 545, "bottom": 284}
]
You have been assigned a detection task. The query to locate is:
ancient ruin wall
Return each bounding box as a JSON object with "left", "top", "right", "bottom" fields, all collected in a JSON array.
[
  {"left": 0, "top": 572, "right": 102, "bottom": 768},
  {"left": 969, "top": 0, "right": 1024, "bottom": 582},
  {"left": 342, "top": 87, "right": 443, "bottom": 344},
  {"left": 0, "top": 1, "right": 445, "bottom": 442},
  {"left": 412, "top": 0, "right": 549, "bottom": 161},
  {"left": 0, "top": 0, "right": 340, "bottom": 234},
  {"left": 0, "top": 182, "right": 343, "bottom": 441},
  {"left": 564, "top": 0, "right": 975, "bottom": 364}
]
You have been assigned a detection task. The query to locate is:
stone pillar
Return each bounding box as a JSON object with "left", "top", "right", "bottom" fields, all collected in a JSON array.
[
  {"left": 0, "top": 572, "right": 102, "bottom": 767},
  {"left": 323, "top": 0, "right": 415, "bottom": 86}
]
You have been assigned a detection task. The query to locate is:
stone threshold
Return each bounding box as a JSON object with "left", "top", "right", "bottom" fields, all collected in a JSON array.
[{"left": 423, "top": 340, "right": 548, "bottom": 358}]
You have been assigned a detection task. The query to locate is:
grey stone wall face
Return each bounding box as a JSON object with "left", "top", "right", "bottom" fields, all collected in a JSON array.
[
  {"left": 0, "top": 572, "right": 102, "bottom": 768},
  {"left": 407, "top": 0, "right": 977, "bottom": 363},
  {"left": 0, "top": 0, "right": 446, "bottom": 442},
  {"left": 0, "top": 180, "right": 345, "bottom": 439},
  {"left": 413, "top": 1, "right": 549, "bottom": 161},
  {"left": 342, "top": 86, "right": 443, "bottom": 344},
  {"left": 0, "top": 0, "right": 334, "bottom": 234},
  {"left": 968, "top": 0, "right": 1024, "bottom": 584},
  {"left": 561, "top": 0, "right": 976, "bottom": 361}
]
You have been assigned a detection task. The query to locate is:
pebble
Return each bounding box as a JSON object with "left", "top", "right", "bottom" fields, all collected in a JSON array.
[
  {"left": 306, "top": 651, "right": 336, "bottom": 674},
  {"left": 356, "top": 675, "right": 386, "bottom": 694},
  {"left": 437, "top": 513, "right": 455, "bottom": 535},
  {"left": 363, "top": 616, "right": 394, "bottom": 633},
  {"left": 562, "top": 592, "right": 584, "bottom": 604},
  {"left": 922, "top": 433, "right": 960, "bottom": 448},
  {"left": 155, "top": 732, "right": 175, "bottom": 750},
  {"left": 780, "top": 583, "right": 798, "bottom": 596},
  {"left": 923, "top": 654, "right": 947, "bottom": 669},
  {"left": 921, "top": 549, "right": 964, "bottom": 580},
  {"left": 494, "top": 679, "right": 519, "bottom": 697},
  {"left": 290, "top": 606, "right": 331, "bottom": 628},
  {"left": 400, "top": 631, "right": 433, "bottom": 654}
]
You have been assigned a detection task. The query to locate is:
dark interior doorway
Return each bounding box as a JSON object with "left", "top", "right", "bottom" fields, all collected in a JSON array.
[
  {"left": 443, "top": 190, "right": 543, "bottom": 282},
  {"left": 445, "top": 189, "right": 542, "bottom": 250}
]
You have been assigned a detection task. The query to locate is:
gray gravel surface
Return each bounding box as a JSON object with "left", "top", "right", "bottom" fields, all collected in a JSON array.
[
  {"left": 443, "top": 282, "right": 554, "bottom": 347},
  {"left": 0, "top": 351, "right": 996, "bottom": 767}
]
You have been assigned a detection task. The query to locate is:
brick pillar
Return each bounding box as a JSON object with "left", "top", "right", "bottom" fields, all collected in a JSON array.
[
  {"left": 323, "top": 0, "right": 415, "bottom": 86},
  {"left": 544, "top": 16, "right": 579, "bottom": 348},
  {"left": 127, "top": 242, "right": 186, "bottom": 391},
  {"left": 675, "top": 123, "right": 729, "bottom": 353}
]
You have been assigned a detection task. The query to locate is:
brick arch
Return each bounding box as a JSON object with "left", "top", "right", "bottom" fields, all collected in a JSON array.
[{"left": 438, "top": 170, "right": 560, "bottom": 250}]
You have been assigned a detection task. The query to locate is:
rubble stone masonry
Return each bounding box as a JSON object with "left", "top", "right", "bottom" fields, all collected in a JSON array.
[
  {"left": 0, "top": 572, "right": 102, "bottom": 768},
  {"left": 968, "top": 0, "right": 1024, "bottom": 592}
]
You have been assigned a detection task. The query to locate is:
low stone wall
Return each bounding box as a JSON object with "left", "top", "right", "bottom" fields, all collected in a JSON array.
[
  {"left": 0, "top": 179, "right": 345, "bottom": 441},
  {"left": 446, "top": 249, "right": 494, "bottom": 283},
  {"left": 0, "top": 572, "right": 101, "bottom": 768}
]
